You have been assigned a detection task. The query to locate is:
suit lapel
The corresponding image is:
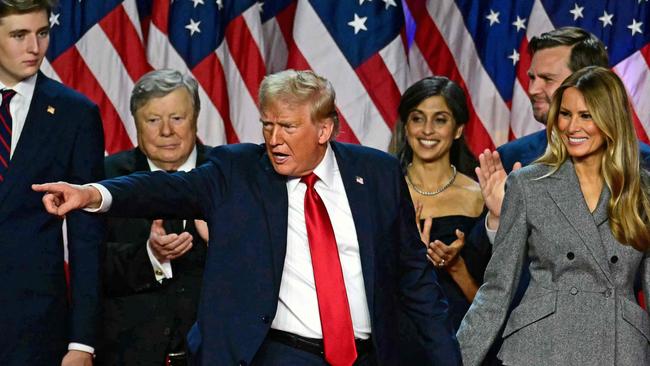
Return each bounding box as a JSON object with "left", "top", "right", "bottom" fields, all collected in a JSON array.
[
  {"left": 196, "top": 142, "right": 209, "bottom": 165},
  {"left": 546, "top": 161, "right": 613, "bottom": 283},
  {"left": 331, "top": 142, "right": 375, "bottom": 316},
  {"left": 0, "top": 73, "right": 58, "bottom": 208},
  {"left": 254, "top": 150, "right": 289, "bottom": 291},
  {"left": 133, "top": 147, "right": 151, "bottom": 172}
]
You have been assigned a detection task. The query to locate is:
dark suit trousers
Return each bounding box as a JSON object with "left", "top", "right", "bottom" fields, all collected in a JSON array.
[{"left": 251, "top": 338, "right": 377, "bottom": 366}]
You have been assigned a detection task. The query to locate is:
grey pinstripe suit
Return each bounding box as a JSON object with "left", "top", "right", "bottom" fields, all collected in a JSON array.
[{"left": 457, "top": 161, "right": 650, "bottom": 366}]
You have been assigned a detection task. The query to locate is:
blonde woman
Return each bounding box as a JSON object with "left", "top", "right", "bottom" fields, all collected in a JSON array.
[{"left": 457, "top": 66, "right": 650, "bottom": 365}]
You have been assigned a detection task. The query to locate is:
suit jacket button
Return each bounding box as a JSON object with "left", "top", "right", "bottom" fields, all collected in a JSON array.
[
  {"left": 570, "top": 287, "right": 578, "bottom": 295},
  {"left": 610, "top": 255, "right": 618, "bottom": 263},
  {"left": 566, "top": 252, "right": 575, "bottom": 260},
  {"left": 163, "top": 327, "right": 171, "bottom": 336},
  {"left": 261, "top": 315, "right": 270, "bottom": 324},
  {"left": 239, "top": 361, "right": 247, "bottom": 366},
  {"left": 604, "top": 289, "right": 613, "bottom": 298}
]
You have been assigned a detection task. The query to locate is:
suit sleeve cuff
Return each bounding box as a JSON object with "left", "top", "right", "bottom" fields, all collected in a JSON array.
[
  {"left": 68, "top": 343, "right": 94, "bottom": 354},
  {"left": 147, "top": 240, "right": 173, "bottom": 282},
  {"left": 83, "top": 183, "right": 112, "bottom": 213}
]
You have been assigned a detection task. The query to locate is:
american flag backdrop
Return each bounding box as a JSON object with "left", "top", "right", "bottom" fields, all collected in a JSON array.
[{"left": 42, "top": 0, "right": 649, "bottom": 158}]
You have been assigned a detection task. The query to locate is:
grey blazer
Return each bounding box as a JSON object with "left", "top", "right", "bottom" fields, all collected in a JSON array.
[{"left": 457, "top": 161, "right": 650, "bottom": 366}]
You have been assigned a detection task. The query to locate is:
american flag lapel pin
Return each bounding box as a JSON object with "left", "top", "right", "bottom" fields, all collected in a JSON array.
[
  {"left": 47, "top": 106, "right": 55, "bottom": 114},
  {"left": 355, "top": 176, "right": 364, "bottom": 185}
]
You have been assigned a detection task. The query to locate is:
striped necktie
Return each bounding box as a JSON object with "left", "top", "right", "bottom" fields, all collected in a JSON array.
[{"left": 0, "top": 89, "right": 16, "bottom": 183}]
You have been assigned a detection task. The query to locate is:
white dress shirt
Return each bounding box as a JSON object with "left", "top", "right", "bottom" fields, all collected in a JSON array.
[
  {"left": 1, "top": 74, "right": 37, "bottom": 157},
  {"left": 145, "top": 147, "right": 198, "bottom": 281},
  {"left": 270, "top": 144, "right": 372, "bottom": 340}
]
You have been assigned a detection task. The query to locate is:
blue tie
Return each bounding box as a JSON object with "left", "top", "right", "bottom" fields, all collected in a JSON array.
[{"left": 0, "top": 89, "right": 16, "bottom": 183}]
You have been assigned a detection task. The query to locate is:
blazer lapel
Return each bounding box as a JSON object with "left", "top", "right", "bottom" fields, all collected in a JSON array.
[
  {"left": 546, "top": 161, "right": 613, "bottom": 283},
  {"left": 0, "top": 73, "right": 58, "bottom": 209},
  {"left": 254, "top": 150, "right": 289, "bottom": 291},
  {"left": 331, "top": 142, "right": 375, "bottom": 316}
]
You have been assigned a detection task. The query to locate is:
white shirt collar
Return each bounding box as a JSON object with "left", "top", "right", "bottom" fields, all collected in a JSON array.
[
  {"left": 0, "top": 73, "right": 37, "bottom": 101},
  {"left": 287, "top": 143, "right": 337, "bottom": 192},
  {"left": 147, "top": 145, "right": 198, "bottom": 172}
]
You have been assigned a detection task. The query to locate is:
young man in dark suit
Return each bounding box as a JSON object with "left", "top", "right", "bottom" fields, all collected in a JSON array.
[
  {"left": 96, "top": 70, "right": 209, "bottom": 366},
  {"left": 35, "top": 69, "right": 461, "bottom": 365},
  {"left": 0, "top": 1, "right": 104, "bottom": 365}
]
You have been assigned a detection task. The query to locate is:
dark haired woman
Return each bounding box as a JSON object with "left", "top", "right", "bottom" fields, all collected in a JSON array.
[{"left": 391, "top": 76, "right": 487, "bottom": 330}]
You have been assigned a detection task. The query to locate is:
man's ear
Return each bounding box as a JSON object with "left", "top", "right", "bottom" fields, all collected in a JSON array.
[{"left": 318, "top": 118, "right": 334, "bottom": 144}]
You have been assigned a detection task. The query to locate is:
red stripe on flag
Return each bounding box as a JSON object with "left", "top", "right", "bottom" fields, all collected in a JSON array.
[
  {"left": 286, "top": 43, "right": 360, "bottom": 144},
  {"left": 412, "top": 11, "right": 495, "bottom": 155},
  {"left": 99, "top": 5, "right": 153, "bottom": 82},
  {"left": 275, "top": 1, "right": 297, "bottom": 40},
  {"left": 516, "top": 37, "right": 531, "bottom": 94},
  {"left": 50, "top": 47, "right": 133, "bottom": 154},
  {"left": 192, "top": 53, "right": 240, "bottom": 144},
  {"left": 225, "top": 15, "right": 266, "bottom": 105},
  {"left": 355, "top": 52, "right": 401, "bottom": 131},
  {"left": 640, "top": 43, "right": 650, "bottom": 68},
  {"left": 140, "top": 15, "right": 151, "bottom": 43},
  {"left": 631, "top": 105, "right": 650, "bottom": 144},
  {"left": 151, "top": 0, "right": 170, "bottom": 35}
]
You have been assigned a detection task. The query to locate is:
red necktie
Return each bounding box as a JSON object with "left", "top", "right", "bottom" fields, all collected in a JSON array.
[
  {"left": 301, "top": 172, "right": 357, "bottom": 366},
  {"left": 0, "top": 89, "right": 16, "bottom": 183}
]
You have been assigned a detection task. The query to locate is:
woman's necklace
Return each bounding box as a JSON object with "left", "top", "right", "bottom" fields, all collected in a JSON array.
[{"left": 406, "top": 165, "right": 457, "bottom": 197}]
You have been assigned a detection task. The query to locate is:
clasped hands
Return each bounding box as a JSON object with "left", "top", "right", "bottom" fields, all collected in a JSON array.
[
  {"left": 415, "top": 202, "right": 465, "bottom": 270},
  {"left": 149, "top": 219, "right": 209, "bottom": 262}
]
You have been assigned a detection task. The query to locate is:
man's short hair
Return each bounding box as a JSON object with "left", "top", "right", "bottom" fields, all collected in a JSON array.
[
  {"left": 259, "top": 69, "right": 340, "bottom": 139},
  {"left": 528, "top": 26, "right": 609, "bottom": 71},
  {"left": 130, "top": 69, "right": 200, "bottom": 119},
  {"left": 0, "top": 0, "right": 57, "bottom": 17}
]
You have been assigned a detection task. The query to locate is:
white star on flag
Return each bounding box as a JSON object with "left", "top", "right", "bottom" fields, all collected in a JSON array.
[
  {"left": 215, "top": 0, "right": 223, "bottom": 10},
  {"left": 508, "top": 49, "right": 520, "bottom": 66},
  {"left": 628, "top": 19, "right": 643, "bottom": 36},
  {"left": 359, "top": 0, "right": 372, "bottom": 4},
  {"left": 191, "top": 0, "right": 204, "bottom": 7},
  {"left": 382, "top": 0, "right": 397, "bottom": 9},
  {"left": 185, "top": 18, "right": 201, "bottom": 36},
  {"left": 49, "top": 12, "right": 60, "bottom": 27},
  {"left": 512, "top": 16, "right": 526, "bottom": 32},
  {"left": 569, "top": 3, "right": 584, "bottom": 21},
  {"left": 348, "top": 13, "right": 368, "bottom": 34},
  {"left": 486, "top": 9, "right": 500, "bottom": 26},
  {"left": 598, "top": 11, "right": 613, "bottom": 28}
]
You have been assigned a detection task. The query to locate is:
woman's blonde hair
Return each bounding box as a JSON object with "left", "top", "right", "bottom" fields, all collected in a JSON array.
[{"left": 538, "top": 66, "right": 650, "bottom": 251}]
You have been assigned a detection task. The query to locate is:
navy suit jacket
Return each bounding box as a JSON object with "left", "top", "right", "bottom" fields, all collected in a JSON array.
[
  {"left": 101, "top": 141, "right": 461, "bottom": 365},
  {"left": 0, "top": 73, "right": 104, "bottom": 365}
]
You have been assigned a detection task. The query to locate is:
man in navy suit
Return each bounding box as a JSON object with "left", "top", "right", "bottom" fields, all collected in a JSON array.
[
  {"left": 34, "top": 69, "right": 461, "bottom": 365},
  {"left": 0, "top": 1, "right": 104, "bottom": 366}
]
